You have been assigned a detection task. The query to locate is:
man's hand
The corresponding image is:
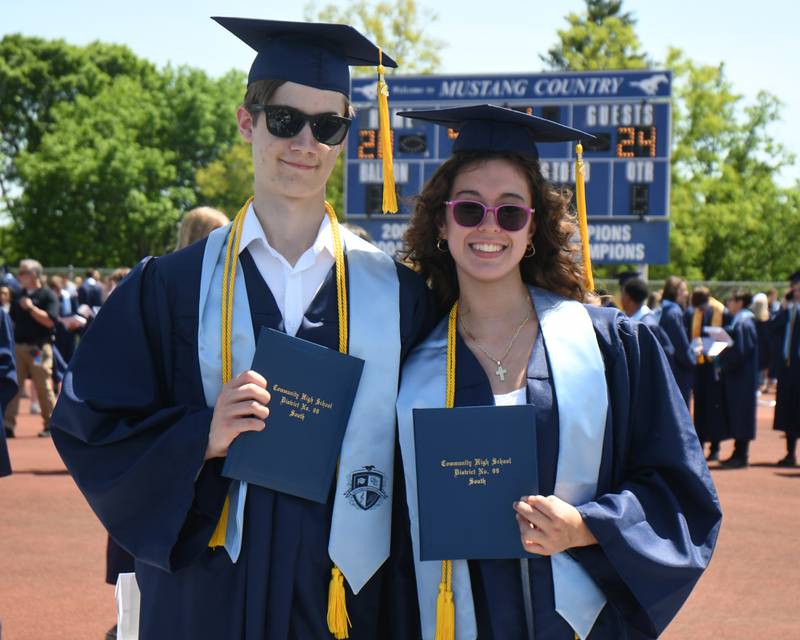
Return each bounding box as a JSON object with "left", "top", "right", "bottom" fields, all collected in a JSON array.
[
  {"left": 19, "top": 297, "right": 34, "bottom": 312},
  {"left": 205, "top": 370, "right": 270, "bottom": 460},
  {"left": 513, "top": 495, "right": 597, "bottom": 556}
]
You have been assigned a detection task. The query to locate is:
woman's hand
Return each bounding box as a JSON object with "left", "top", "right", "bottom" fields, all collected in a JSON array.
[
  {"left": 205, "top": 370, "right": 270, "bottom": 460},
  {"left": 513, "top": 494, "right": 597, "bottom": 556}
]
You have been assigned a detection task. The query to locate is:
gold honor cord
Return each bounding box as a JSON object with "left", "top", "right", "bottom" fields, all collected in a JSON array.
[
  {"left": 433, "top": 303, "right": 459, "bottom": 640},
  {"left": 206, "top": 198, "right": 352, "bottom": 638},
  {"left": 575, "top": 143, "right": 595, "bottom": 292}
]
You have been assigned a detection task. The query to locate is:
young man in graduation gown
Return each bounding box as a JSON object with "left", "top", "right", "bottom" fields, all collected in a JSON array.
[
  {"left": 772, "top": 271, "right": 800, "bottom": 466},
  {"left": 690, "top": 287, "right": 731, "bottom": 461},
  {"left": 658, "top": 276, "right": 695, "bottom": 407},
  {"left": 717, "top": 290, "right": 759, "bottom": 468},
  {"left": 620, "top": 277, "right": 675, "bottom": 364},
  {"left": 50, "top": 18, "right": 433, "bottom": 640},
  {"left": 0, "top": 308, "right": 18, "bottom": 477}
]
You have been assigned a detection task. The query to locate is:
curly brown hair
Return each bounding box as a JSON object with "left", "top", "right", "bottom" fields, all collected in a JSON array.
[{"left": 401, "top": 152, "right": 586, "bottom": 314}]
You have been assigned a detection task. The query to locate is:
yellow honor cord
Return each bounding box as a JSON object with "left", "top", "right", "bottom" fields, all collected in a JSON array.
[
  {"left": 434, "top": 304, "right": 458, "bottom": 640},
  {"left": 377, "top": 48, "right": 398, "bottom": 214},
  {"left": 574, "top": 143, "right": 594, "bottom": 292},
  {"left": 207, "top": 201, "right": 351, "bottom": 637},
  {"left": 209, "top": 198, "right": 251, "bottom": 549}
]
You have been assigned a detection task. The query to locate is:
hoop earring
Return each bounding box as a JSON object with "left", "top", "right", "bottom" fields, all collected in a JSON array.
[
  {"left": 524, "top": 242, "right": 536, "bottom": 258},
  {"left": 436, "top": 238, "right": 449, "bottom": 252}
]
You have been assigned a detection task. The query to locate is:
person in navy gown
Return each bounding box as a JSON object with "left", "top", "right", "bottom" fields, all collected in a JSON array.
[
  {"left": 397, "top": 105, "right": 721, "bottom": 640},
  {"left": 50, "top": 18, "right": 433, "bottom": 640},
  {"left": 773, "top": 272, "right": 800, "bottom": 466},
  {"left": 0, "top": 308, "right": 17, "bottom": 477},
  {"left": 658, "top": 276, "right": 695, "bottom": 408},
  {"left": 619, "top": 277, "right": 675, "bottom": 365},
  {"left": 717, "top": 290, "right": 759, "bottom": 468}
]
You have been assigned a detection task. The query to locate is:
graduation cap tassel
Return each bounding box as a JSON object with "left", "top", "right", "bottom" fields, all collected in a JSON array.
[
  {"left": 574, "top": 142, "right": 594, "bottom": 292},
  {"left": 377, "top": 49, "right": 398, "bottom": 214}
]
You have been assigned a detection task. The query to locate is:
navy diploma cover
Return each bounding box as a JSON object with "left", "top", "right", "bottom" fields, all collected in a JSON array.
[
  {"left": 413, "top": 405, "right": 538, "bottom": 560},
  {"left": 223, "top": 327, "right": 365, "bottom": 503}
]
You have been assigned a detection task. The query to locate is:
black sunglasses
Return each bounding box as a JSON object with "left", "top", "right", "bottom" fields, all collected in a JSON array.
[{"left": 250, "top": 104, "right": 352, "bottom": 146}]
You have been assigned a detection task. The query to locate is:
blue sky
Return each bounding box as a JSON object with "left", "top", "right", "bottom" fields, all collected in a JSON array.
[{"left": 5, "top": 0, "right": 799, "bottom": 183}]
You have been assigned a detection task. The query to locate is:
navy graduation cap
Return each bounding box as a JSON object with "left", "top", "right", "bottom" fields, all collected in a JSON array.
[
  {"left": 212, "top": 17, "right": 398, "bottom": 97},
  {"left": 397, "top": 104, "right": 594, "bottom": 159}
]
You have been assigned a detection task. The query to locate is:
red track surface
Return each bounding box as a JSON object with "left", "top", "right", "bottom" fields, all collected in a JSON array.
[{"left": 1, "top": 393, "right": 798, "bottom": 639}]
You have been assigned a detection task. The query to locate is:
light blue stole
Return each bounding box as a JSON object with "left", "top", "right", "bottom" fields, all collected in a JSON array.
[
  {"left": 197, "top": 220, "right": 401, "bottom": 595},
  {"left": 396, "top": 287, "right": 608, "bottom": 640}
]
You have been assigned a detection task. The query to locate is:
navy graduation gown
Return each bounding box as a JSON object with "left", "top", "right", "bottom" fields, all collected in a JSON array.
[
  {"left": 51, "top": 238, "right": 433, "bottom": 640},
  {"left": 773, "top": 308, "right": 800, "bottom": 437},
  {"left": 719, "top": 315, "right": 759, "bottom": 441},
  {"left": 640, "top": 313, "right": 675, "bottom": 365},
  {"left": 658, "top": 303, "right": 694, "bottom": 406},
  {"left": 0, "top": 309, "right": 17, "bottom": 477},
  {"left": 455, "top": 307, "right": 720, "bottom": 639},
  {"left": 692, "top": 307, "right": 732, "bottom": 445}
]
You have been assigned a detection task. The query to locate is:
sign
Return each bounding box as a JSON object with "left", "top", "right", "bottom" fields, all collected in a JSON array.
[{"left": 344, "top": 70, "right": 672, "bottom": 264}]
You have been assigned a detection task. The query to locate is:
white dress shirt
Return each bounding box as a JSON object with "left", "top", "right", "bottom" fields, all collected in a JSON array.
[{"left": 238, "top": 203, "right": 335, "bottom": 337}]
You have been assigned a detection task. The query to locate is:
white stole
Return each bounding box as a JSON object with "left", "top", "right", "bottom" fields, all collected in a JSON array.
[
  {"left": 396, "top": 287, "right": 608, "bottom": 639},
  {"left": 197, "top": 221, "right": 401, "bottom": 594}
]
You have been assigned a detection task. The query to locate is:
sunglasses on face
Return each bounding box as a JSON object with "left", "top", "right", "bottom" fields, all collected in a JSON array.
[
  {"left": 249, "top": 104, "right": 352, "bottom": 146},
  {"left": 444, "top": 200, "right": 534, "bottom": 232}
]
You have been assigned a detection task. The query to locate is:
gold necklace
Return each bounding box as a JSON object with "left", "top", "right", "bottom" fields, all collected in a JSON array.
[{"left": 458, "top": 306, "right": 533, "bottom": 382}]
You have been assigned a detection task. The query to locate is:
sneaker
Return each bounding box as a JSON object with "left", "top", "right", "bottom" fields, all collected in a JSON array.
[
  {"left": 30, "top": 402, "right": 40, "bottom": 415},
  {"left": 37, "top": 428, "right": 51, "bottom": 438},
  {"left": 3, "top": 426, "right": 13, "bottom": 439}
]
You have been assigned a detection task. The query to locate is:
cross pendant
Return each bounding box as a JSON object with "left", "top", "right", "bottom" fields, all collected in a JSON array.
[{"left": 495, "top": 362, "right": 507, "bottom": 381}]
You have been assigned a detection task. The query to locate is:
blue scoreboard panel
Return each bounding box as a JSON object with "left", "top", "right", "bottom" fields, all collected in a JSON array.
[{"left": 344, "top": 70, "right": 671, "bottom": 264}]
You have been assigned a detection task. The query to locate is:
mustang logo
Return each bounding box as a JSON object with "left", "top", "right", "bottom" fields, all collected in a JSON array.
[
  {"left": 345, "top": 465, "right": 388, "bottom": 510},
  {"left": 629, "top": 74, "right": 669, "bottom": 96}
]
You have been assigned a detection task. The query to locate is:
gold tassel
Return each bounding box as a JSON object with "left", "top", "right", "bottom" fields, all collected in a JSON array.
[
  {"left": 574, "top": 142, "right": 594, "bottom": 292},
  {"left": 327, "top": 566, "right": 351, "bottom": 639},
  {"left": 208, "top": 494, "right": 230, "bottom": 548},
  {"left": 434, "top": 560, "right": 455, "bottom": 640},
  {"left": 377, "top": 49, "right": 397, "bottom": 213}
]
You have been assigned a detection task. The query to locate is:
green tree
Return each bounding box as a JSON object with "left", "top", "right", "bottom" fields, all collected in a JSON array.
[
  {"left": 541, "top": 0, "right": 649, "bottom": 71},
  {"left": 656, "top": 49, "right": 800, "bottom": 281},
  {"left": 304, "top": 0, "right": 443, "bottom": 74},
  {"left": 0, "top": 35, "right": 158, "bottom": 212},
  {"left": 5, "top": 35, "right": 243, "bottom": 266}
]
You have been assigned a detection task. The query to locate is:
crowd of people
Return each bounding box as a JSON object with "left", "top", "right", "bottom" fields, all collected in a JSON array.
[{"left": 608, "top": 272, "right": 798, "bottom": 469}]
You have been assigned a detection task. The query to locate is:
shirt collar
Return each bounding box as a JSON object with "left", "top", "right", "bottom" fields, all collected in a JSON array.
[
  {"left": 239, "top": 201, "right": 334, "bottom": 269},
  {"left": 630, "top": 304, "right": 651, "bottom": 321}
]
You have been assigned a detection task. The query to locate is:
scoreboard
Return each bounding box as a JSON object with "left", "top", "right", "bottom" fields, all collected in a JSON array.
[{"left": 344, "top": 70, "right": 672, "bottom": 264}]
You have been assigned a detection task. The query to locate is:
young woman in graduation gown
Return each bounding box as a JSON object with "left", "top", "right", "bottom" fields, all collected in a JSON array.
[
  {"left": 49, "top": 18, "right": 432, "bottom": 640},
  {"left": 395, "top": 105, "right": 722, "bottom": 640}
]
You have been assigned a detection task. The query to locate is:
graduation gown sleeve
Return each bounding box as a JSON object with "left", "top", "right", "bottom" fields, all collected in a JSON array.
[
  {"left": 50, "top": 257, "right": 230, "bottom": 572},
  {"left": 571, "top": 312, "right": 722, "bottom": 638},
  {"left": 0, "top": 309, "right": 17, "bottom": 477}
]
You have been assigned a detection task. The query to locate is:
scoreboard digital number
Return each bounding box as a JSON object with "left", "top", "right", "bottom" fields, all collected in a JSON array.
[{"left": 345, "top": 70, "right": 672, "bottom": 264}]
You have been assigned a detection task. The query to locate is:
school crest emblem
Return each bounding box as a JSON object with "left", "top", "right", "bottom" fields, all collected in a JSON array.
[{"left": 345, "top": 465, "right": 388, "bottom": 511}]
